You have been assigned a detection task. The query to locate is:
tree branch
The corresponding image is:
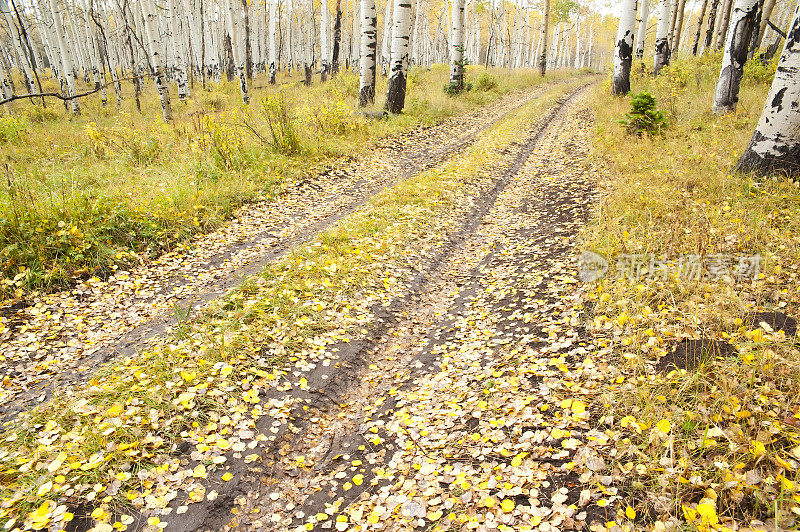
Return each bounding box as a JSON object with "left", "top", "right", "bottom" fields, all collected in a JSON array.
[
  {"left": 0, "top": 75, "right": 145, "bottom": 106},
  {"left": 767, "top": 19, "right": 787, "bottom": 39}
]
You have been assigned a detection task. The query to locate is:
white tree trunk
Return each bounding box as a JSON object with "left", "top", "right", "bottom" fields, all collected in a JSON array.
[
  {"left": 44, "top": 0, "right": 80, "bottom": 114},
  {"left": 358, "top": 0, "right": 377, "bottom": 105},
  {"left": 539, "top": 0, "right": 549, "bottom": 75},
  {"left": 385, "top": 0, "right": 411, "bottom": 113},
  {"left": 380, "top": 0, "right": 393, "bottom": 74},
  {"left": 635, "top": 0, "right": 650, "bottom": 58},
  {"left": 140, "top": 0, "right": 172, "bottom": 119},
  {"left": 269, "top": 0, "right": 278, "bottom": 82},
  {"left": 449, "top": 0, "right": 465, "bottom": 89},
  {"left": 612, "top": 0, "right": 638, "bottom": 95},
  {"left": 736, "top": 5, "right": 800, "bottom": 176},
  {"left": 225, "top": 0, "right": 249, "bottom": 103},
  {"left": 713, "top": 0, "right": 759, "bottom": 113},
  {"left": 321, "top": 0, "right": 330, "bottom": 79},
  {"left": 654, "top": 0, "right": 672, "bottom": 75}
]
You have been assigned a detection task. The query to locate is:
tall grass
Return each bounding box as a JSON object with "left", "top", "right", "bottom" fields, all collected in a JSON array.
[{"left": 584, "top": 54, "right": 800, "bottom": 526}]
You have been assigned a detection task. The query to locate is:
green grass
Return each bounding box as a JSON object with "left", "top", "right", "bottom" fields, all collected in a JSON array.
[
  {"left": 0, "top": 65, "right": 573, "bottom": 301},
  {"left": 584, "top": 54, "right": 800, "bottom": 527}
]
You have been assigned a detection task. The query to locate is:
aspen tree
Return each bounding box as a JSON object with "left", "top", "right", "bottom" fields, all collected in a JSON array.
[
  {"left": 358, "top": 0, "right": 376, "bottom": 105},
  {"left": 611, "top": 0, "right": 637, "bottom": 95},
  {"left": 737, "top": 4, "right": 800, "bottom": 176},
  {"left": 384, "top": 0, "right": 411, "bottom": 113},
  {"left": 713, "top": 0, "right": 759, "bottom": 113}
]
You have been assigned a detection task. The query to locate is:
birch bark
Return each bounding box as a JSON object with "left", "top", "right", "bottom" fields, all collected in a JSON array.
[
  {"left": 736, "top": 5, "right": 800, "bottom": 176},
  {"left": 611, "top": 0, "right": 637, "bottom": 95}
]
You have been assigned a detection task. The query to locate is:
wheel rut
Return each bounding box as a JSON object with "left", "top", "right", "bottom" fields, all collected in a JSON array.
[{"left": 169, "top": 82, "right": 597, "bottom": 532}]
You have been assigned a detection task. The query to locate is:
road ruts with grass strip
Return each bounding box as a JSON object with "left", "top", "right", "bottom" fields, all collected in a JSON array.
[
  {"left": 0, "top": 77, "right": 588, "bottom": 425},
  {"left": 268, "top": 86, "right": 600, "bottom": 532},
  {"left": 174, "top": 82, "right": 596, "bottom": 532}
]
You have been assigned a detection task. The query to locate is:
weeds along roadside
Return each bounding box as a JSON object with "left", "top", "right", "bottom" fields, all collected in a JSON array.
[
  {"left": 0, "top": 66, "right": 578, "bottom": 301},
  {"left": 582, "top": 54, "right": 800, "bottom": 528},
  {"left": 0, "top": 79, "right": 586, "bottom": 532}
]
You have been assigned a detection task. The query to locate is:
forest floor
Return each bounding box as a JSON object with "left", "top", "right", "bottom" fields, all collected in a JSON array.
[{"left": 0, "top": 75, "right": 602, "bottom": 532}]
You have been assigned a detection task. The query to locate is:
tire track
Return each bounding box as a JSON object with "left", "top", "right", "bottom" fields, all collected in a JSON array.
[{"left": 181, "top": 82, "right": 595, "bottom": 532}]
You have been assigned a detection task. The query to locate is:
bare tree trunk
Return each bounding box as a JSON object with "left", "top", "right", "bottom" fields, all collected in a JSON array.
[
  {"left": 380, "top": 0, "right": 393, "bottom": 75},
  {"left": 612, "top": 0, "right": 638, "bottom": 95},
  {"left": 715, "top": 0, "right": 734, "bottom": 49},
  {"left": 448, "top": 0, "right": 465, "bottom": 90},
  {"left": 332, "top": 0, "right": 342, "bottom": 74},
  {"left": 736, "top": 5, "right": 800, "bottom": 176},
  {"left": 655, "top": 0, "right": 673, "bottom": 74},
  {"left": 269, "top": 0, "right": 278, "bottom": 82},
  {"left": 672, "top": 0, "right": 688, "bottom": 54},
  {"left": 358, "top": 0, "right": 377, "bottom": 105},
  {"left": 692, "top": 0, "right": 710, "bottom": 54},
  {"left": 713, "top": 0, "right": 759, "bottom": 113},
  {"left": 704, "top": 0, "right": 720, "bottom": 50},
  {"left": 538, "top": 0, "right": 549, "bottom": 75},
  {"left": 44, "top": 0, "right": 80, "bottom": 114},
  {"left": 321, "top": 0, "right": 330, "bottom": 80},
  {"left": 754, "top": 0, "right": 777, "bottom": 50},
  {"left": 225, "top": 0, "right": 249, "bottom": 103},
  {"left": 635, "top": 0, "right": 650, "bottom": 59},
  {"left": 384, "top": 0, "right": 411, "bottom": 113}
]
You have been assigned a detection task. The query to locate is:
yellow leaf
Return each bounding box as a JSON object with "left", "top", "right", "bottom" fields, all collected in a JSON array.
[
  {"left": 750, "top": 441, "right": 766, "bottom": 457},
  {"left": 91, "top": 507, "right": 109, "bottom": 521},
  {"left": 193, "top": 464, "right": 207, "bottom": 478},
  {"left": 625, "top": 506, "right": 636, "bottom": 520},
  {"left": 500, "top": 499, "right": 515, "bottom": 513},
  {"left": 696, "top": 502, "right": 718, "bottom": 524},
  {"left": 222, "top": 473, "right": 233, "bottom": 481},
  {"left": 482, "top": 496, "right": 496, "bottom": 508},
  {"left": 106, "top": 403, "right": 123, "bottom": 417},
  {"left": 656, "top": 419, "right": 671, "bottom": 434},
  {"left": 353, "top": 474, "right": 364, "bottom": 486},
  {"left": 147, "top": 516, "right": 161, "bottom": 526}
]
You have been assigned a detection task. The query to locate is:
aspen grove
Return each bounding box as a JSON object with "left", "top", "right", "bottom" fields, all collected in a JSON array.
[{"left": 2, "top": 0, "right": 800, "bottom": 531}]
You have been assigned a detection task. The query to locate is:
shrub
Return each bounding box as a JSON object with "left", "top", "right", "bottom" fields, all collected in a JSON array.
[
  {"left": 621, "top": 91, "right": 668, "bottom": 136},
  {"left": 744, "top": 54, "right": 779, "bottom": 86},
  {"left": 475, "top": 72, "right": 498, "bottom": 92},
  {"left": 261, "top": 93, "right": 301, "bottom": 154},
  {"left": 23, "top": 105, "right": 60, "bottom": 123},
  {"left": 0, "top": 115, "right": 28, "bottom": 144},
  {"left": 84, "top": 116, "right": 162, "bottom": 165},
  {"left": 297, "top": 98, "right": 363, "bottom": 136}
]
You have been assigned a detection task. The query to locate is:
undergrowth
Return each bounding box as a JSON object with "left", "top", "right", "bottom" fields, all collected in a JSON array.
[{"left": 584, "top": 53, "right": 800, "bottom": 529}]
